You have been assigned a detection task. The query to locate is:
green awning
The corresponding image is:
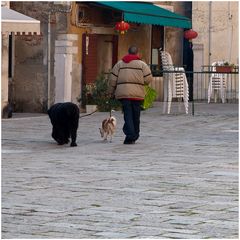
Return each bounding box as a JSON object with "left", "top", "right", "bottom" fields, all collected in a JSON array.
[{"left": 97, "top": 2, "right": 191, "bottom": 29}]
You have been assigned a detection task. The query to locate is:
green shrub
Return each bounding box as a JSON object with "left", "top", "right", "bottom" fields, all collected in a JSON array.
[{"left": 79, "top": 72, "right": 121, "bottom": 112}]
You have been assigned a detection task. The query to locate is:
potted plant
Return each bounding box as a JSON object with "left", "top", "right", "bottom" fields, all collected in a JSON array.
[
  {"left": 79, "top": 73, "right": 121, "bottom": 113},
  {"left": 216, "top": 61, "right": 234, "bottom": 73},
  {"left": 77, "top": 84, "right": 97, "bottom": 113},
  {"left": 91, "top": 73, "right": 121, "bottom": 112}
]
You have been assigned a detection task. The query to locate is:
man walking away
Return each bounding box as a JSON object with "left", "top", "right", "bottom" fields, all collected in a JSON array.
[{"left": 108, "top": 45, "right": 153, "bottom": 144}]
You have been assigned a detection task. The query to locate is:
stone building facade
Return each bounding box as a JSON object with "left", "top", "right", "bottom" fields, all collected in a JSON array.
[
  {"left": 1, "top": 1, "right": 41, "bottom": 117},
  {"left": 192, "top": 1, "right": 239, "bottom": 70},
  {"left": 9, "top": 2, "right": 74, "bottom": 112},
  {"left": 9, "top": 1, "right": 190, "bottom": 113}
]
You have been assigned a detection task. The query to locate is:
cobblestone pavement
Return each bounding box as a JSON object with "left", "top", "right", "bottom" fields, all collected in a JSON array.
[{"left": 2, "top": 102, "right": 239, "bottom": 239}]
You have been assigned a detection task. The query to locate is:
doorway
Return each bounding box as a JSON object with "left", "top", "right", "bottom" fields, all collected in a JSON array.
[
  {"left": 151, "top": 25, "right": 164, "bottom": 73},
  {"left": 82, "top": 34, "right": 118, "bottom": 85}
]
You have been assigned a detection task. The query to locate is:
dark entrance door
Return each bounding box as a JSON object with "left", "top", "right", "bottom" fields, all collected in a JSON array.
[{"left": 151, "top": 25, "right": 164, "bottom": 74}]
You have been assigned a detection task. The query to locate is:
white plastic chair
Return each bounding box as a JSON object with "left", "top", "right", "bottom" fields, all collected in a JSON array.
[
  {"left": 208, "top": 61, "right": 226, "bottom": 103},
  {"left": 160, "top": 51, "right": 189, "bottom": 114}
]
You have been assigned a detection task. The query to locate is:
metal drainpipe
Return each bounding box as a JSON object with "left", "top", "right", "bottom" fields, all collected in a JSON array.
[
  {"left": 47, "top": 12, "right": 51, "bottom": 109},
  {"left": 208, "top": 1, "right": 212, "bottom": 68}
]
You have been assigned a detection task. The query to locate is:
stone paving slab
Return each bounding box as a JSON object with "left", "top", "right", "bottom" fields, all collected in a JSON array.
[{"left": 1, "top": 102, "right": 239, "bottom": 238}]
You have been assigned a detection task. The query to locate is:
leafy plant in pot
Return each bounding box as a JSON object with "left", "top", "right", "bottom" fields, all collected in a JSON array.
[
  {"left": 92, "top": 72, "right": 121, "bottom": 112},
  {"left": 77, "top": 84, "right": 97, "bottom": 113},
  {"left": 80, "top": 73, "right": 121, "bottom": 112}
]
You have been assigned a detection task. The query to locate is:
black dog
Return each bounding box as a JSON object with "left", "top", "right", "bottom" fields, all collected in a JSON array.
[{"left": 47, "top": 102, "right": 79, "bottom": 147}]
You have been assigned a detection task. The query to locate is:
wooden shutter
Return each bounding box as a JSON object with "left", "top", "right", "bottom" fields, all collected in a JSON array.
[{"left": 82, "top": 34, "right": 98, "bottom": 84}]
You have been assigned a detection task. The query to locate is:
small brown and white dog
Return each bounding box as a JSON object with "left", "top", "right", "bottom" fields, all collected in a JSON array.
[{"left": 99, "top": 110, "right": 117, "bottom": 142}]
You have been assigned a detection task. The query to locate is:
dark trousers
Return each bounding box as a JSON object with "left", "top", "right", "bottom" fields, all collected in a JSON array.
[{"left": 120, "top": 99, "right": 141, "bottom": 142}]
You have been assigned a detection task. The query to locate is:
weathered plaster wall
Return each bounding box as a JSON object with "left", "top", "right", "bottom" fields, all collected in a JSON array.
[
  {"left": 1, "top": 34, "right": 9, "bottom": 110},
  {"left": 10, "top": 2, "right": 56, "bottom": 112},
  {"left": 14, "top": 38, "right": 47, "bottom": 112},
  {"left": 165, "top": 27, "right": 184, "bottom": 65},
  {"left": 10, "top": 2, "right": 71, "bottom": 112},
  {"left": 192, "top": 1, "right": 239, "bottom": 67},
  {"left": 118, "top": 24, "right": 151, "bottom": 64}
]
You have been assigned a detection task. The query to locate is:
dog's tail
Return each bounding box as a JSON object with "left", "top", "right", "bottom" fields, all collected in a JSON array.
[{"left": 110, "top": 109, "right": 115, "bottom": 117}]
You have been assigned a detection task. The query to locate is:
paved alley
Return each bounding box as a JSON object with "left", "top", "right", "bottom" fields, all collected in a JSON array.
[{"left": 1, "top": 102, "right": 238, "bottom": 239}]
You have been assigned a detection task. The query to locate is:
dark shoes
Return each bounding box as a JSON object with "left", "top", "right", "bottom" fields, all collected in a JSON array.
[{"left": 123, "top": 140, "right": 135, "bottom": 144}]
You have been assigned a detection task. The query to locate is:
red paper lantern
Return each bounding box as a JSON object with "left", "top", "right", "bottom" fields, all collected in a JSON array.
[
  {"left": 184, "top": 29, "right": 198, "bottom": 41},
  {"left": 115, "top": 21, "right": 130, "bottom": 34}
]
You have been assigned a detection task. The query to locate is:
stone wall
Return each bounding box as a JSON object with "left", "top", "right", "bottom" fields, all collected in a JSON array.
[
  {"left": 10, "top": 2, "right": 67, "bottom": 112},
  {"left": 13, "top": 29, "right": 48, "bottom": 112}
]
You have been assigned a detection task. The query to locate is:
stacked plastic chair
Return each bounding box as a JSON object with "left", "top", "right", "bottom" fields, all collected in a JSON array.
[
  {"left": 208, "top": 61, "right": 226, "bottom": 103},
  {"left": 160, "top": 51, "right": 189, "bottom": 114}
]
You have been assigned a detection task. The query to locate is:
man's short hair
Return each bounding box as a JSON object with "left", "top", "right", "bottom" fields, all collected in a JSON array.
[{"left": 128, "top": 46, "right": 138, "bottom": 54}]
